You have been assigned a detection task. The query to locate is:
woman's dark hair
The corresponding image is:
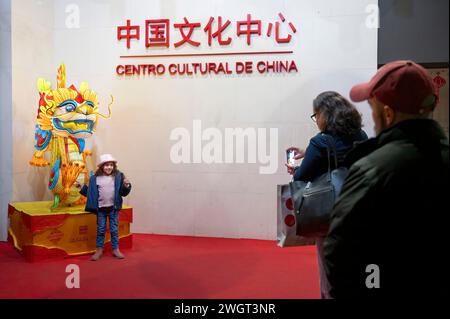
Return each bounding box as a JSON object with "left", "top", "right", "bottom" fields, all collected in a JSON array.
[
  {"left": 313, "top": 91, "right": 363, "bottom": 138},
  {"left": 95, "top": 162, "right": 119, "bottom": 176}
]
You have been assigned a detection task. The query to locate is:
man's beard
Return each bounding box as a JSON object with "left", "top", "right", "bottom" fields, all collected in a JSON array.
[
  {"left": 378, "top": 116, "right": 389, "bottom": 134},
  {"left": 374, "top": 106, "right": 390, "bottom": 136}
]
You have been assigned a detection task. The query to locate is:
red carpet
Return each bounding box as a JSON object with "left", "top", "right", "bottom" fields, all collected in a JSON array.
[{"left": 0, "top": 234, "right": 319, "bottom": 299}]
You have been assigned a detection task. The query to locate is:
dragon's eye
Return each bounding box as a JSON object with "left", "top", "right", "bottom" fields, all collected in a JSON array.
[
  {"left": 60, "top": 100, "right": 77, "bottom": 112},
  {"left": 85, "top": 101, "right": 94, "bottom": 108}
]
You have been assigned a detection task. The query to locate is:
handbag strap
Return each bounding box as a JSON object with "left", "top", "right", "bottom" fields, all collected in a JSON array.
[{"left": 322, "top": 134, "right": 339, "bottom": 180}]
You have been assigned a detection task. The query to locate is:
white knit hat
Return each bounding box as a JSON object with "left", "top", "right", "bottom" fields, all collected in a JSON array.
[{"left": 97, "top": 154, "right": 117, "bottom": 167}]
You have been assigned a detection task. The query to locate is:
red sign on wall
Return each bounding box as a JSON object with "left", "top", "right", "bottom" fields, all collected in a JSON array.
[{"left": 117, "top": 13, "right": 297, "bottom": 49}]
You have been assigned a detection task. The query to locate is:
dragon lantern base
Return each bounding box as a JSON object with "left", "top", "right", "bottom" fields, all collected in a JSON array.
[{"left": 7, "top": 201, "right": 133, "bottom": 262}]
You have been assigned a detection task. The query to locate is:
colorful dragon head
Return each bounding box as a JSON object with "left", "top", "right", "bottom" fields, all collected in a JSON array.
[
  {"left": 36, "top": 64, "right": 103, "bottom": 139},
  {"left": 31, "top": 64, "right": 113, "bottom": 209}
]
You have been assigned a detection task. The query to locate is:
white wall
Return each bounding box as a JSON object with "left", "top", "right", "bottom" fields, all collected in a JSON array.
[
  {"left": 0, "top": 0, "right": 12, "bottom": 241},
  {"left": 11, "top": 0, "right": 377, "bottom": 240},
  {"left": 11, "top": 0, "right": 55, "bottom": 206}
]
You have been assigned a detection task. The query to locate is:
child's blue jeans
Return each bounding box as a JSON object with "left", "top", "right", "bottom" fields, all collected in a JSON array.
[{"left": 96, "top": 208, "right": 119, "bottom": 250}]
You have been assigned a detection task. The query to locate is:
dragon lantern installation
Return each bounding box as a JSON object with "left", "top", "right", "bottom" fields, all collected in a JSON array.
[{"left": 29, "top": 64, "right": 112, "bottom": 209}]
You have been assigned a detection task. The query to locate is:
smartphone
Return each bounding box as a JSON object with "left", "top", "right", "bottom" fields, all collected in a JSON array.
[{"left": 286, "top": 149, "right": 296, "bottom": 165}]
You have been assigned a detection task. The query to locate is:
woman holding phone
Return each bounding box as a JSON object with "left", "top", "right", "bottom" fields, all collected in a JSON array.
[{"left": 286, "top": 91, "right": 368, "bottom": 299}]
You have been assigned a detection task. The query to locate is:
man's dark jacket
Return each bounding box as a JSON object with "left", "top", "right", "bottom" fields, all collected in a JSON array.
[{"left": 324, "top": 119, "right": 449, "bottom": 298}]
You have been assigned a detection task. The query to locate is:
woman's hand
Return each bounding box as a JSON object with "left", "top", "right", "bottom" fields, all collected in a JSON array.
[
  {"left": 123, "top": 178, "right": 131, "bottom": 188},
  {"left": 73, "top": 181, "right": 82, "bottom": 189},
  {"left": 287, "top": 147, "right": 306, "bottom": 160},
  {"left": 285, "top": 163, "right": 296, "bottom": 175}
]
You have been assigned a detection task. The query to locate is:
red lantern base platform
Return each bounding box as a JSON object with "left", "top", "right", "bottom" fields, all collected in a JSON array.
[{"left": 8, "top": 201, "right": 133, "bottom": 262}]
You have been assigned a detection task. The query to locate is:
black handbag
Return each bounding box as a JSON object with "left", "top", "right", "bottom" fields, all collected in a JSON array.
[{"left": 289, "top": 136, "right": 348, "bottom": 238}]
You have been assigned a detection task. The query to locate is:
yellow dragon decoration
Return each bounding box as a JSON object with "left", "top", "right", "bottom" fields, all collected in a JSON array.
[{"left": 29, "top": 64, "right": 113, "bottom": 209}]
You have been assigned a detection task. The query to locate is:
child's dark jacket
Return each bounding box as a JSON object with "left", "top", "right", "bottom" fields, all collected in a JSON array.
[{"left": 80, "top": 171, "right": 131, "bottom": 213}]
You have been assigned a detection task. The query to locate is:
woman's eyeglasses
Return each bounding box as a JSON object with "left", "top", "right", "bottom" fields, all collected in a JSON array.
[{"left": 310, "top": 113, "right": 317, "bottom": 122}]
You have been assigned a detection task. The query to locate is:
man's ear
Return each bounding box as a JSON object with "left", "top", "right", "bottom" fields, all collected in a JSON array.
[{"left": 382, "top": 105, "right": 396, "bottom": 126}]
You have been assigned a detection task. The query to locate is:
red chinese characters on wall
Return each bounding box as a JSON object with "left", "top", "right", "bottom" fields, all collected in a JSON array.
[
  {"left": 174, "top": 18, "right": 201, "bottom": 48},
  {"left": 236, "top": 14, "right": 261, "bottom": 45},
  {"left": 267, "top": 13, "right": 297, "bottom": 43},
  {"left": 145, "top": 19, "right": 170, "bottom": 47},
  {"left": 117, "top": 13, "right": 297, "bottom": 49},
  {"left": 117, "top": 20, "right": 140, "bottom": 49},
  {"left": 204, "top": 16, "right": 232, "bottom": 46}
]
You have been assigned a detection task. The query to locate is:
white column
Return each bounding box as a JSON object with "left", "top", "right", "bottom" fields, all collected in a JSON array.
[{"left": 0, "top": 0, "right": 12, "bottom": 241}]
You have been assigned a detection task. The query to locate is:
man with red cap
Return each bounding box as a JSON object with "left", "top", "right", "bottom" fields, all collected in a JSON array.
[{"left": 323, "top": 61, "right": 449, "bottom": 298}]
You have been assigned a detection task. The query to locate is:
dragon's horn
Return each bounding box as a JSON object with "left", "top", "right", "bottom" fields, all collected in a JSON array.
[
  {"left": 57, "top": 64, "right": 66, "bottom": 89},
  {"left": 80, "top": 81, "right": 89, "bottom": 95},
  {"left": 37, "top": 78, "right": 51, "bottom": 93}
]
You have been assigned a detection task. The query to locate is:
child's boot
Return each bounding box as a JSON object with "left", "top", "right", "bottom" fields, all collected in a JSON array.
[
  {"left": 91, "top": 248, "right": 103, "bottom": 261},
  {"left": 113, "top": 249, "right": 125, "bottom": 259}
]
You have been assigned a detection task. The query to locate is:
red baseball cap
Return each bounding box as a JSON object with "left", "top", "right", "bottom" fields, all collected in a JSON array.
[{"left": 350, "top": 60, "right": 438, "bottom": 114}]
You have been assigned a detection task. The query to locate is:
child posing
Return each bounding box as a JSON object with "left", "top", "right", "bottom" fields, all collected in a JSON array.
[{"left": 79, "top": 154, "right": 132, "bottom": 261}]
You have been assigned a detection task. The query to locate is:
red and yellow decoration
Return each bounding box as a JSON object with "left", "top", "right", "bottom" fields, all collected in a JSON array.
[
  {"left": 8, "top": 201, "right": 132, "bottom": 262},
  {"left": 29, "top": 64, "right": 113, "bottom": 209}
]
